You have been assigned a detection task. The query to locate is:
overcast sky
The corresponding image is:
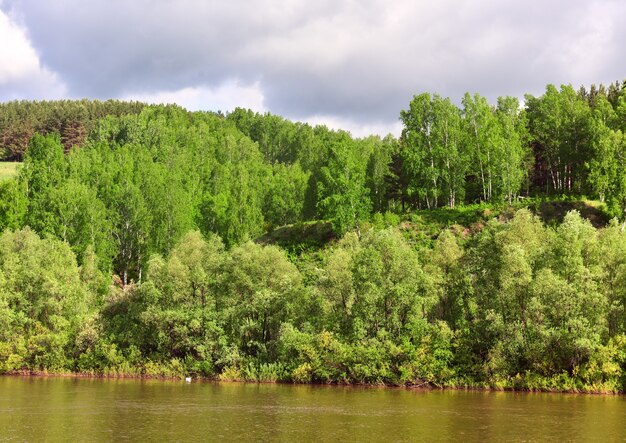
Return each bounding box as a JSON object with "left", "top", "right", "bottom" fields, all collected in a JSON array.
[{"left": 1, "top": 0, "right": 625, "bottom": 136}]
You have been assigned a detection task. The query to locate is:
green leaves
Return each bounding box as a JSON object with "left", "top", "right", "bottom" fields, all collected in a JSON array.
[
  {"left": 4, "top": 93, "right": 626, "bottom": 389},
  {"left": 402, "top": 93, "right": 463, "bottom": 208},
  {"left": 400, "top": 92, "right": 529, "bottom": 208},
  {"left": 526, "top": 84, "right": 593, "bottom": 194},
  {"left": 0, "top": 228, "right": 93, "bottom": 371},
  {"left": 317, "top": 135, "right": 371, "bottom": 235}
]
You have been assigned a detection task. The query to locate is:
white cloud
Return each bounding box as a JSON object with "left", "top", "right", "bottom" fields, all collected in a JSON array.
[
  {"left": 121, "top": 81, "right": 267, "bottom": 114},
  {"left": 303, "top": 114, "right": 402, "bottom": 139},
  {"left": 1, "top": 0, "right": 625, "bottom": 136},
  {"left": 122, "top": 83, "right": 402, "bottom": 138},
  {"left": 0, "top": 8, "right": 66, "bottom": 99}
]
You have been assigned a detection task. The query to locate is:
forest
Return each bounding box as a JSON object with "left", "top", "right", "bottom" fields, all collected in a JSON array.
[{"left": 0, "top": 79, "right": 626, "bottom": 392}]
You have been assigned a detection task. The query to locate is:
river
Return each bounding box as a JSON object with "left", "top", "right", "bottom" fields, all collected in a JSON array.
[{"left": 0, "top": 377, "right": 624, "bottom": 441}]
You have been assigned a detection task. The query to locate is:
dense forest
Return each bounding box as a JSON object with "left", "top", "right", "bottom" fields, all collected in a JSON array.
[
  {"left": 0, "top": 100, "right": 146, "bottom": 160},
  {"left": 0, "top": 79, "right": 626, "bottom": 392}
]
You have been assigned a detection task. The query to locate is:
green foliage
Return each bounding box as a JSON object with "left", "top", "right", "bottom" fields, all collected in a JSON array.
[
  {"left": 400, "top": 92, "right": 530, "bottom": 208},
  {"left": 317, "top": 134, "right": 371, "bottom": 235},
  {"left": 494, "top": 97, "right": 530, "bottom": 203},
  {"left": 221, "top": 241, "right": 303, "bottom": 360},
  {"left": 0, "top": 228, "right": 96, "bottom": 372},
  {"left": 587, "top": 100, "right": 626, "bottom": 217},
  {"left": 525, "top": 84, "right": 593, "bottom": 195},
  {"left": 0, "top": 178, "right": 27, "bottom": 230},
  {"left": 0, "top": 99, "right": 145, "bottom": 160},
  {"left": 366, "top": 136, "right": 396, "bottom": 213},
  {"left": 401, "top": 93, "right": 467, "bottom": 208},
  {"left": 264, "top": 162, "right": 309, "bottom": 228},
  {"left": 1, "top": 83, "right": 626, "bottom": 391}
]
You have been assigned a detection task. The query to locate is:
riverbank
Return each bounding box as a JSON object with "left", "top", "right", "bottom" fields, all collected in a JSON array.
[
  {"left": 3, "top": 208, "right": 626, "bottom": 403},
  {"left": 3, "top": 371, "right": 622, "bottom": 395}
]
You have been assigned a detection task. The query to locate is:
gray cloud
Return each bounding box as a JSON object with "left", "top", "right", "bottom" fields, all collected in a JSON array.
[{"left": 2, "top": 0, "right": 626, "bottom": 134}]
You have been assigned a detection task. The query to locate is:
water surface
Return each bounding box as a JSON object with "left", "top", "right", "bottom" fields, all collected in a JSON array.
[{"left": 0, "top": 377, "right": 624, "bottom": 442}]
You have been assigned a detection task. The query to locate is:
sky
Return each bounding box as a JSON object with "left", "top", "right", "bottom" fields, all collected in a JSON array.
[{"left": 0, "top": 0, "right": 625, "bottom": 137}]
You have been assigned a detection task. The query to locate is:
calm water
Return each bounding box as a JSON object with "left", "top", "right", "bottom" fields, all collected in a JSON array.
[{"left": 0, "top": 377, "right": 625, "bottom": 442}]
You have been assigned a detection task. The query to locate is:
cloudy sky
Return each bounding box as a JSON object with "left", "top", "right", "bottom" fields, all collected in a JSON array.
[{"left": 1, "top": 0, "right": 625, "bottom": 136}]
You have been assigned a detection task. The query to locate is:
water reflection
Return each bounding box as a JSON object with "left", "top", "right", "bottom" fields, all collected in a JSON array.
[{"left": 0, "top": 377, "right": 624, "bottom": 442}]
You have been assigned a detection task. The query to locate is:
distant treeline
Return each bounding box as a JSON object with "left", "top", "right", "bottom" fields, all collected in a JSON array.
[
  {"left": 0, "top": 99, "right": 145, "bottom": 160},
  {"left": 1, "top": 80, "right": 625, "bottom": 211}
]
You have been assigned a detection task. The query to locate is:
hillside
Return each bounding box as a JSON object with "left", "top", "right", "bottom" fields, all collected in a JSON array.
[{"left": 0, "top": 81, "right": 625, "bottom": 392}]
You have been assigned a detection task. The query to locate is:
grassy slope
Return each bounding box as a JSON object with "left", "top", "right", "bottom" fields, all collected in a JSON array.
[
  {"left": 0, "top": 162, "right": 19, "bottom": 181},
  {"left": 257, "top": 198, "right": 611, "bottom": 254}
]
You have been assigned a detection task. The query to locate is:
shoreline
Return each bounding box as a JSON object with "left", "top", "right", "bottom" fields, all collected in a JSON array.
[{"left": 2, "top": 371, "right": 622, "bottom": 396}]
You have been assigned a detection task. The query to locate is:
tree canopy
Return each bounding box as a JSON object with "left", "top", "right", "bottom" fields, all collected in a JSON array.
[{"left": 0, "top": 80, "right": 626, "bottom": 391}]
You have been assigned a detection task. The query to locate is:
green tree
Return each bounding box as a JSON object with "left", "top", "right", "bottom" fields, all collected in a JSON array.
[
  {"left": 494, "top": 97, "right": 530, "bottom": 202},
  {"left": 587, "top": 97, "right": 626, "bottom": 218},
  {"left": 221, "top": 242, "right": 302, "bottom": 360},
  {"left": 138, "top": 231, "right": 225, "bottom": 368},
  {"left": 400, "top": 93, "right": 441, "bottom": 208},
  {"left": 365, "top": 136, "right": 395, "bottom": 213},
  {"left": 263, "top": 162, "right": 309, "bottom": 228},
  {"left": 318, "top": 229, "right": 435, "bottom": 339},
  {"left": 525, "top": 84, "right": 593, "bottom": 194},
  {"left": 461, "top": 92, "right": 499, "bottom": 202},
  {"left": 46, "top": 179, "right": 114, "bottom": 269},
  {"left": 0, "top": 228, "right": 93, "bottom": 372},
  {"left": 198, "top": 131, "right": 267, "bottom": 246},
  {"left": 317, "top": 134, "right": 371, "bottom": 236},
  {"left": 0, "top": 178, "right": 27, "bottom": 231}
]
